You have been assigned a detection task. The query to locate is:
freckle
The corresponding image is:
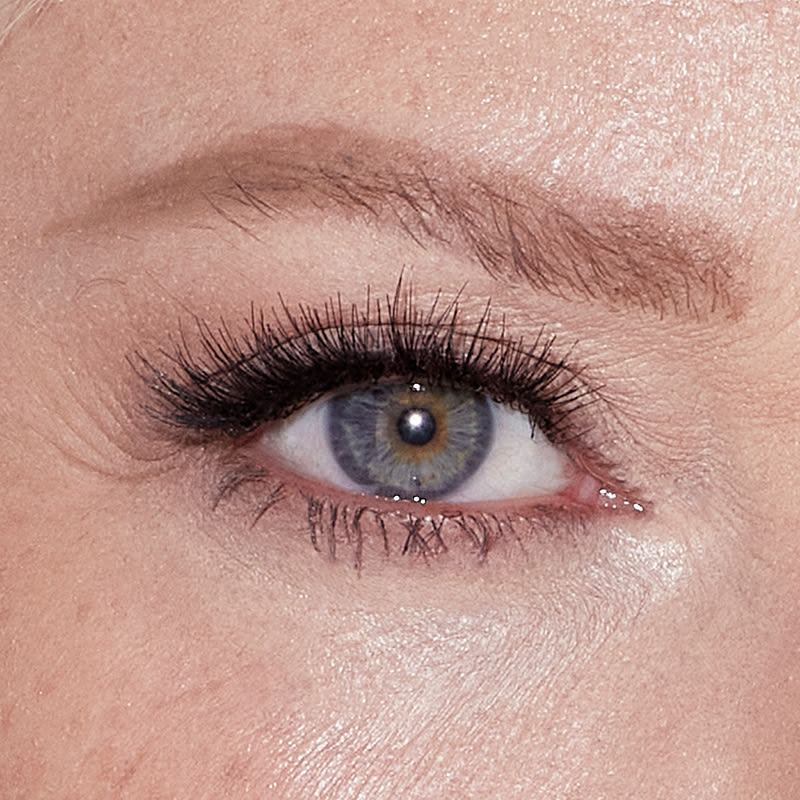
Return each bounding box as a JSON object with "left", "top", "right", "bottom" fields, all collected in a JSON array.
[
  {"left": 36, "top": 681, "right": 57, "bottom": 698},
  {"left": 75, "top": 601, "right": 93, "bottom": 623}
]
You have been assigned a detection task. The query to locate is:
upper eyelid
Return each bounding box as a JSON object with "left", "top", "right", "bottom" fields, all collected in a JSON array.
[{"left": 135, "top": 285, "right": 595, "bottom": 443}]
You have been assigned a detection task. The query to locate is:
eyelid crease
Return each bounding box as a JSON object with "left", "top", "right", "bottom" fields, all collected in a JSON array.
[{"left": 52, "top": 125, "right": 748, "bottom": 322}]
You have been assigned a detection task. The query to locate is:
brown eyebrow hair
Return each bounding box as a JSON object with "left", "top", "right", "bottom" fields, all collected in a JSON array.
[{"left": 62, "top": 125, "right": 747, "bottom": 321}]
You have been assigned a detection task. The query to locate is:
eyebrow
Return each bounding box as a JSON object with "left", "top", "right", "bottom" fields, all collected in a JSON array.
[{"left": 63, "top": 125, "right": 746, "bottom": 321}]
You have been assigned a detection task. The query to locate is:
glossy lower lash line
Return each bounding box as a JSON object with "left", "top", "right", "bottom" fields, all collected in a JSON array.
[{"left": 134, "top": 283, "right": 644, "bottom": 563}]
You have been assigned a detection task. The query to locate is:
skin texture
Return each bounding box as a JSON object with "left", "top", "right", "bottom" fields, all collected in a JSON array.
[{"left": 2, "top": 0, "right": 800, "bottom": 797}]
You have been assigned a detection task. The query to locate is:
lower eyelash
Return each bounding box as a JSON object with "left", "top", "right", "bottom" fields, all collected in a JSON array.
[
  {"left": 314, "top": 500, "right": 507, "bottom": 566},
  {"left": 212, "top": 459, "right": 587, "bottom": 570}
]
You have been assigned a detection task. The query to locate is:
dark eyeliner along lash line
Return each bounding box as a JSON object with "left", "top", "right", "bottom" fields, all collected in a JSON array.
[{"left": 137, "top": 283, "right": 595, "bottom": 445}]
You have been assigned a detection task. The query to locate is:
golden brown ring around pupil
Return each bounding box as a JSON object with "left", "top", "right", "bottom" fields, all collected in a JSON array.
[{"left": 387, "top": 392, "right": 449, "bottom": 464}]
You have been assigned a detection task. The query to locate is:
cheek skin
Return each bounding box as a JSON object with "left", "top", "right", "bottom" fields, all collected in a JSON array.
[{"left": 3, "top": 445, "right": 798, "bottom": 799}]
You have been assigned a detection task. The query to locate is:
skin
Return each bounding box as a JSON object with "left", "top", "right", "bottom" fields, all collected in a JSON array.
[{"left": 2, "top": 0, "right": 800, "bottom": 797}]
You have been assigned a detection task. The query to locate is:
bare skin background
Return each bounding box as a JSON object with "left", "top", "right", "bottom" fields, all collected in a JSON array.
[{"left": 1, "top": 1, "right": 799, "bottom": 798}]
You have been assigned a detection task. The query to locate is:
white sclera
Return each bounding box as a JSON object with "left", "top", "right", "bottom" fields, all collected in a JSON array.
[
  {"left": 443, "top": 401, "right": 569, "bottom": 502},
  {"left": 260, "top": 393, "right": 571, "bottom": 503}
]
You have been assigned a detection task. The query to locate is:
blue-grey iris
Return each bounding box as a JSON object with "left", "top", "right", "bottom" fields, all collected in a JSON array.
[{"left": 326, "top": 381, "right": 494, "bottom": 500}]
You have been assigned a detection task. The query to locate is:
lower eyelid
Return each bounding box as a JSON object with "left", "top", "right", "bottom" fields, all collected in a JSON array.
[
  {"left": 200, "top": 427, "right": 646, "bottom": 571},
  {"left": 210, "top": 458, "right": 595, "bottom": 567}
]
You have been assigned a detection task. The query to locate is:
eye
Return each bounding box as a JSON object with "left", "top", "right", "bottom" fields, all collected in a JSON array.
[
  {"left": 136, "top": 283, "right": 642, "bottom": 538},
  {"left": 259, "top": 378, "right": 576, "bottom": 505}
]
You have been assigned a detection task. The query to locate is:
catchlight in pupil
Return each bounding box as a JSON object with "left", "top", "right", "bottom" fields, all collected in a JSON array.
[
  {"left": 326, "top": 380, "right": 494, "bottom": 500},
  {"left": 397, "top": 408, "right": 436, "bottom": 446}
]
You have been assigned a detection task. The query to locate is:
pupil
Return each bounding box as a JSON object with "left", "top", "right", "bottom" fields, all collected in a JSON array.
[{"left": 397, "top": 407, "right": 436, "bottom": 446}]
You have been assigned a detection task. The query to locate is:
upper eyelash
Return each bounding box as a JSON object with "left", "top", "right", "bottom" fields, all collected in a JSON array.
[{"left": 135, "top": 282, "right": 597, "bottom": 443}]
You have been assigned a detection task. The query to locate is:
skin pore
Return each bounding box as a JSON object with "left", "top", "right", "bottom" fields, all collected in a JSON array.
[{"left": 1, "top": 0, "right": 800, "bottom": 797}]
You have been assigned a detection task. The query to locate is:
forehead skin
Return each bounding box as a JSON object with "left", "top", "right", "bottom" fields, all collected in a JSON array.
[
  {"left": 1, "top": 1, "right": 800, "bottom": 798},
  {"left": 4, "top": 0, "right": 800, "bottom": 236}
]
